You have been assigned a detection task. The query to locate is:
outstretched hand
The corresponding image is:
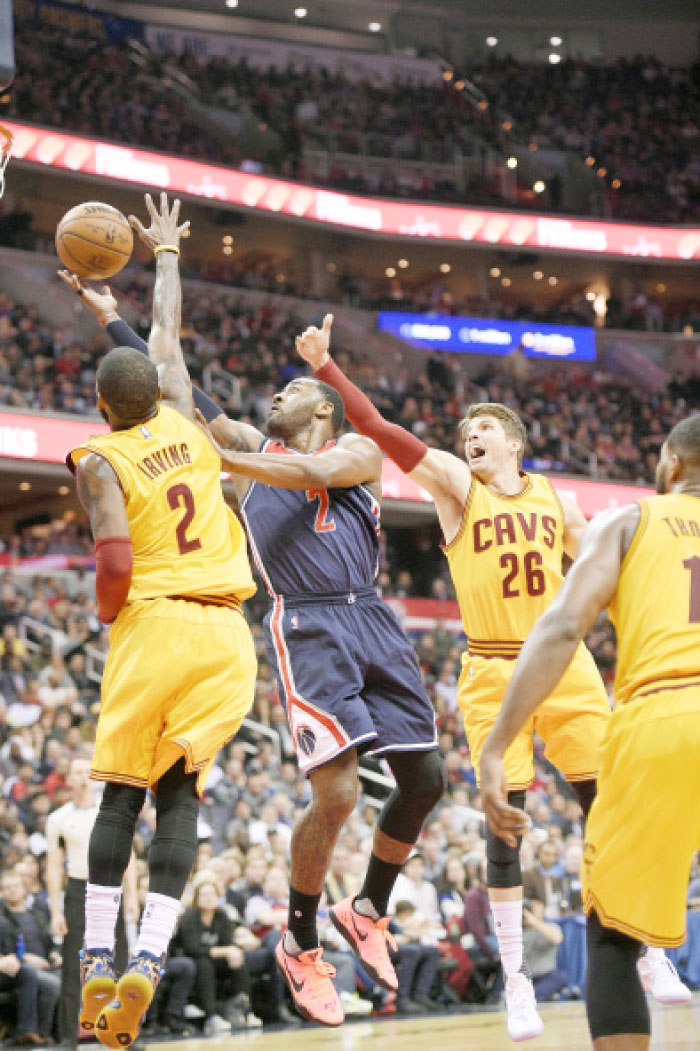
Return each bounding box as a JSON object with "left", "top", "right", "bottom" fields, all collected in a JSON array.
[
  {"left": 295, "top": 313, "right": 333, "bottom": 370},
  {"left": 57, "top": 270, "right": 118, "bottom": 320},
  {"left": 480, "top": 753, "right": 531, "bottom": 848},
  {"left": 129, "top": 192, "right": 191, "bottom": 253}
]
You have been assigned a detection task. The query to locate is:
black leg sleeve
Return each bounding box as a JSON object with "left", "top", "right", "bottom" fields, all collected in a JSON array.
[{"left": 586, "top": 910, "right": 650, "bottom": 1040}]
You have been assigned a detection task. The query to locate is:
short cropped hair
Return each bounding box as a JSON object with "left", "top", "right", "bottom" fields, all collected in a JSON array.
[
  {"left": 459, "top": 402, "right": 528, "bottom": 467},
  {"left": 315, "top": 379, "right": 345, "bottom": 435},
  {"left": 97, "top": 346, "right": 159, "bottom": 421},
  {"left": 667, "top": 414, "right": 700, "bottom": 464}
]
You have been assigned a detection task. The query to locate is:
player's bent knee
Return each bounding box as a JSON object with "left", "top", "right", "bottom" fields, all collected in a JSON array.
[
  {"left": 388, "top": 748, "right": 446, "bottom": 810},
  {"left": 312, "top": 778, "right": 358, "bottom": 824}
]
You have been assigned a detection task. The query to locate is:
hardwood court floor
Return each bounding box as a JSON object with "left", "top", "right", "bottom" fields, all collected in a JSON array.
[{"left": 150, "top": 996, "right": 700, "bottom": 1051}]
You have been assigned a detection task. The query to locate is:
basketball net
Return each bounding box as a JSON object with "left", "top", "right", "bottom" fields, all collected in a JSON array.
[{"left": 0, "top": 123, "right": 12, "bottom": 199}]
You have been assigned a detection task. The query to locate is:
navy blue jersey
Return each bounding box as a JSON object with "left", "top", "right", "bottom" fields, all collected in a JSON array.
[{"left": 240, "top": 438, "right": 381, "bottom": 597}]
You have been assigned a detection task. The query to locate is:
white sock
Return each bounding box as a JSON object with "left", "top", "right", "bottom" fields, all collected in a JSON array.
[
  {"left": 643, "top": 946, "right": 664, "bottom": 964},
  {"left": 135, "top": 892, "right": 181, "bottom": 958},
  {"left": 85, "top": 883, "right": 123, "bottom": 952},
  {"left": 490, "top": 898, "right": 524, "bottom": 977}
]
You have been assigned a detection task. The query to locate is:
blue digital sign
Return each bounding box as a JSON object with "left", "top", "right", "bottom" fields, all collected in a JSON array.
[{"left": 377, "top": 311, "right": 596, "bottom": 361}]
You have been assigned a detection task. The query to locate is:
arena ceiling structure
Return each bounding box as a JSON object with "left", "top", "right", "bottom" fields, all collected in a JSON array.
[{"left": 113, "top": 0, "right": 700, "bottom": 24}]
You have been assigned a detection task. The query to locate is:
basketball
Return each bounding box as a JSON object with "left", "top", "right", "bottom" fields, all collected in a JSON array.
[{"left": 55, "top": 201, "right": 133, "bottom": 280}]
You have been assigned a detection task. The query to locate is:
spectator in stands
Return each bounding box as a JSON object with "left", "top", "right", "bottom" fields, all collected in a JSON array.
[
  {"left": 523, "top": 840, "right": 565, "bottom": 919},
  {"left": 389, "top": 852, "right": 442, "bottom": 929},
  {"left": 391, "top": 901, "right": 443, "bottom": 1013},
  {"left": 0, "top": 912, "right": 44, "bottom": 1046},
  {"left": 0, "top": 870, "right": 60, "bottom": 1042},
  {"left": 521, "top": 900, "right": 569, "bottom": 1002}
]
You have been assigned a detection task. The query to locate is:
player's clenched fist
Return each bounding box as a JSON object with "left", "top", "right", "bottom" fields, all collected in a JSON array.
[{"left": 295, "top": 312, "right": 333, "bottom": 370}]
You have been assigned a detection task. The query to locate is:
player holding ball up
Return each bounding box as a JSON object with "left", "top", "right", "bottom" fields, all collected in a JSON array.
[
  {"left": 63, "top": 192, "right": 446, "bottom": 1029},
  {"left": 65, "top": 197, "right": 257, "bottom": 1049}
]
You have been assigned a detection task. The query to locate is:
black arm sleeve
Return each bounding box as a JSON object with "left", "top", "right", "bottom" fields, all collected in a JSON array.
[{"left": 105, "top": 318, "right": 224, "bottom": 423}]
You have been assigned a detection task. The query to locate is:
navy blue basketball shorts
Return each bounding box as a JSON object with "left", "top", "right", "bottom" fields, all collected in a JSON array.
[{"left": 263, "top": 588, "right": 438, "bottom": 774}]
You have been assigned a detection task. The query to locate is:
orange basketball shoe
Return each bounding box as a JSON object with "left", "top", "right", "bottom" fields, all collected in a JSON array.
[
  {"left": 79, "top": 949, "right": 117, "bottom": 1031},
  {"left": 329, "top": 897, "right": 398, "bottom": 991},
  {"left": 275, "top": 939, "right": 344, "bottom": 1027},
  {"left": 95, "top": 951, "right": 163, "bottom": 1048}
]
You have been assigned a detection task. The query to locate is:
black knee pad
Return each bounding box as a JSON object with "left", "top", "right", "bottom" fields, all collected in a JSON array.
[
  {"left": 378, "top": 748, "right": 446, "bottom": 844},
  {"left": 569, "top": 778, "right": 597, "bottom": 820},
  {"left": 149, "top": 759, "right": 199, "bottom": 899},
  {"left": 586, "top": 910, "right": 650, "bottom": 1039},
  {"left": 89, "top": 782, "right": 146, "bottom": 885},
  {"left": 486, "top": 790, "right": 524, "bottom": 888}
]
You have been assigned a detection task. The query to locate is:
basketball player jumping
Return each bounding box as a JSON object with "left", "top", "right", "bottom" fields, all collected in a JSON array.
[
  {"left": 67, "top": 203, "right": 257, "bottom": 1048},
  {"left": 293, "top": 318, "right": 689, "bottom": 1038},
  {"left": 64, "top": 193, "right": 446, "bottom": 1029},
  {"left": 480, "top": 415, "right": 700, "bottom": 1050}
]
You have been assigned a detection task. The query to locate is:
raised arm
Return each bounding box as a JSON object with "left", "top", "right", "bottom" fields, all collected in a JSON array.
[
  {"left": 126, "top": 193, "right": 194, "bottom": 418},
  {"left": 479, "top": 504, "right": 640, "bottom": 844},
  {"left": 74, "top": 453, "right": 132, "bottom": 624},
  {"left": 295, "top": 315, "right": 470, "bottom": 542},
  {"left": 59, "top": 267, "right": 264, "bottom": 455},
  {"left": 200, "top": 426, "right": 381, "bottom": 490}
]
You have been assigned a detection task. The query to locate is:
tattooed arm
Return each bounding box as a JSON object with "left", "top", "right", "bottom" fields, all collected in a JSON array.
[
  {"left": 129, "top": 193, "right": 263, "bottom": 450},
  {"left": 75, "top": 453, "right": 132, "bottom": 623}
]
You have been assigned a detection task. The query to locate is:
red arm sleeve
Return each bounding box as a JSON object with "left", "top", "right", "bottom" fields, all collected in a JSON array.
[
  {"left": 316, "top": 359, "right": 428, "bottom": 474},
  {"left": 95, "top": 537, "right": 133, "bottom": 625}
]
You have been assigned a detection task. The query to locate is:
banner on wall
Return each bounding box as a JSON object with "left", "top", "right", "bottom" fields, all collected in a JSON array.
[
  {"left": 5, "top": 121, "right": 700, "bottom": 261},
  {"left": 14, "top": 0, "right": 143, "bottom": 43},
  {"left": 0, "top": 412, "right": 654, "bottom": 517},
  {"left": 377, "top": 311, "right": 596, "bottom": 361},
  {"left": 144, "top": 24, "right": 441, "bottom": 84}
]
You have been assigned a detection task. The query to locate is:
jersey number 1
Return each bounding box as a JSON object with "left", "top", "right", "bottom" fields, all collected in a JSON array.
[
  {"left": 167, "top": 483, "right": 202, "bottom": 554},
  {"left": 683, "top": 556, "right": 700, "bottom": 622}
]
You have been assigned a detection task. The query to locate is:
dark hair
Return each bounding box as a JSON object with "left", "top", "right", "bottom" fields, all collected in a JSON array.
[
  {"left": 96, "top": 346, "right": 158, "bottom": 421},
  {"left": 667, "top": 414, "right": 700, "bottom": 463},
  {"left": 315, "top": 379, "right": 345, "bottom": 435}
]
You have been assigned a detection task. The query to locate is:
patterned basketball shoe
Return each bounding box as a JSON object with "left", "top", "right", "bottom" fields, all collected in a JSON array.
[
  {"left": 95, "top": 951, "right": 164, "bottom": 1049},
  {"left": 79, "top": 948, "right": 117, "bottom": 1031},
  {"left": 275, "top": 939, "right": 344, "bottom": 1027},
  {"left": 329, "top": 897, "right": 398, "bottom": 991}
]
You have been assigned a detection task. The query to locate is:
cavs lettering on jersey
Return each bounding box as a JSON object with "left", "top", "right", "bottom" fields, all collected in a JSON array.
[
  {"left": 610, "top": 492, "right": 700, "bottom": 705},
  {"left": 68, "top": 405, "right": 255, "bottom": 606},
  {"left": 444, "top": 472, "right": 565, "bottom": 654},
  {"left": 241, "top": 438, "right": 381, "bottom": 597}
]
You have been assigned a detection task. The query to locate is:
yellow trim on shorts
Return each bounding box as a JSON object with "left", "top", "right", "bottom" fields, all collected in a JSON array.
[
  {"left": 565, "top": 770, "right": 600, "bottom": 782},
  {"left": 584, "top": 890, "right": 686, "bottom": 949},
  {"left": 90, "top": 769, "right": 148, "bottom": 789}
]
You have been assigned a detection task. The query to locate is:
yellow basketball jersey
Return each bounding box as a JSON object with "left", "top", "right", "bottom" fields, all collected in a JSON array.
[
  {"left": 610, "top": 493, "right": 700, "bottom": 704},
  {"left": 69, "top": 405, "right": 256, "bottom": 605},
  {"left": 444, "top": 473, "right": 566, "bottom": 653}
]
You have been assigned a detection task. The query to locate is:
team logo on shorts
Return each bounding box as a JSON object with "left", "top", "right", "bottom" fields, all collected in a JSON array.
[
  {"left": 296, "top": 725, "right": 317, "bottom": 756},
  {"left": 291, "top": 614, "right": 300, "bottom": 629}
]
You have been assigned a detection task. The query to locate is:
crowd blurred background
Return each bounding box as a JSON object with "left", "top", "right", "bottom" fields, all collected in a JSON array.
[{"left": 0, "top": 0, "right": 700, "bottom": 1041}]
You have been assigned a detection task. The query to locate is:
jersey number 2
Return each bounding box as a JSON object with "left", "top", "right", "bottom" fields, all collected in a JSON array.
[
  {"left": 306, "top": 489, "right": 336, "bottom": 533},
  {"left": 167, "top": 483, "right": 202, "bottom": 554}
]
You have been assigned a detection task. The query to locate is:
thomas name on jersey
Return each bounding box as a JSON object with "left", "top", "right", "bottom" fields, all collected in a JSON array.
[{"left": 662, "top": 515, "right": 700, "bottom": 539}]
